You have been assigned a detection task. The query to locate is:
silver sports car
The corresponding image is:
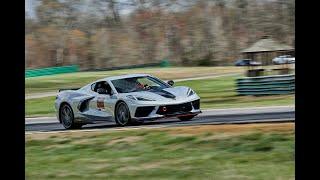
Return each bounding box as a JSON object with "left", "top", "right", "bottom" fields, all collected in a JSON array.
[{"left": 55, "top": 74, "right": 201, "bottom": 129}]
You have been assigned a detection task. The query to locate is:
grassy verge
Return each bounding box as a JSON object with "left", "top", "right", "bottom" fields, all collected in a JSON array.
[
  {"left": 26, "top": 123, "right": 295, "bottom": 179},
  {"left": 176, "top": 76, "right": 294, "bottom": 109},
  {"left": 25, "top": 96, "right": 56, "bottom": 117},
  {"left": 26, "top": 66, "right": 244, "bottom": 94},
  {"left": 25, "top": 76, "right": 294, "bottom": 117}
]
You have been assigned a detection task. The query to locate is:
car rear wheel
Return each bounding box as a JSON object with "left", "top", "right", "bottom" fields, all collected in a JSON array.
[
  {"left": 178, "top": 115, "right": 196, "bottom": 121},
  {"left": 115, "top": 102, "right": 131, "bottom": 126},
  {"left": 60, "top": 104, "right": 82, "bottom": 129}
]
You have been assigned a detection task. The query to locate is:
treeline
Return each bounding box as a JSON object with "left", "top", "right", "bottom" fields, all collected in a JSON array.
[{"left": 25, "top": 0, "right": 295, "bottom": 70}]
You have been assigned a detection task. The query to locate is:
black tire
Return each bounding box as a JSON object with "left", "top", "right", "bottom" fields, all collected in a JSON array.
[
  {"left": 178, "top": 115, "right": 196, "bottom": 121},
  {"left": 60, "top": 104, "right": 82, "bottom": 129},
  {"left": 115, "top": 102, "right": 132, "bottom": 126}
]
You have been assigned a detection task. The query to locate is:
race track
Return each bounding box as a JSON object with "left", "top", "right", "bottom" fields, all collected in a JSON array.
[{"left": 25, "top": 106, "right": 294, "bottom": 133}]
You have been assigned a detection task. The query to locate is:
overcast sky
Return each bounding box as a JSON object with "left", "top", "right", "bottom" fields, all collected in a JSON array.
[
  {"left": 25, "top": 0, "right": 136, "bottom": 19},
  {"left": 26, "top": 0, "right": 277, "bottom": 19}
]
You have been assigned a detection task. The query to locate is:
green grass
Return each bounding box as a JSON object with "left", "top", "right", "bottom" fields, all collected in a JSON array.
[
  {"left": 25, "top": 96, "right": 56, "bottom": 117},
  {"left": 175, "top": 76, "right": 294, "bottom": 109},
  {"left": 25, "top": 66, "right": 244, "bottom": 94},
  {"left": 25, "top": 76, "right": 294, "bottom": 117},
  {"left": 26, "top": 124, "right": 295, "bottom": 179}
]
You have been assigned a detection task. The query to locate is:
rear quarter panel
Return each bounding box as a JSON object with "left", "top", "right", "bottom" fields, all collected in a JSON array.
[{"left": 55, "top": 90, "right": 93, "bottom": 120}]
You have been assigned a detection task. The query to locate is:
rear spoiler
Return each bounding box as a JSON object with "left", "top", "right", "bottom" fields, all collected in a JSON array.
[{"left": 58, "top": 88, "right": 80, "bottom": 92}]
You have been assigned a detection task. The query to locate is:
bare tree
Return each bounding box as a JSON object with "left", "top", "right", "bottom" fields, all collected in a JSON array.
[{"left": 26, "top": 0, "right": 295, "bottom": 69}]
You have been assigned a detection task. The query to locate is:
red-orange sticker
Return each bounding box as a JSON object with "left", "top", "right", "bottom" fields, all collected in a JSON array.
[{"left": 97, "top": 97, "right": 105, "bottom": 109}]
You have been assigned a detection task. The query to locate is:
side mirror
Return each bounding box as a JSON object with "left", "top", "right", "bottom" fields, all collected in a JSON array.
[{"left": 167, "top": 80, "right": 174, "bottom": 86}]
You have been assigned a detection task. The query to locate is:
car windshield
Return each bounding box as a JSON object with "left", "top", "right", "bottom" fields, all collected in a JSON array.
[{"left": 111, "top": 76, "right": 170, "bottom": 93}]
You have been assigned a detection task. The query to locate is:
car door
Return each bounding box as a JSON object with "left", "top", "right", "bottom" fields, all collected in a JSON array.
[{"left": 83, "top": 81, "right": 114, "bottom": 121}]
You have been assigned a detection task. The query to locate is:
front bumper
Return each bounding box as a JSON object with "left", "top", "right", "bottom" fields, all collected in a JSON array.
[{"left": 131, "top": 99, "right": 201, "bottom": 121}]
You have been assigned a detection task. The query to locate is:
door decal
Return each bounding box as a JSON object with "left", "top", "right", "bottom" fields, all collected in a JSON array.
[{"left": 97, "top": 97, "right": 105, "bottom": 109}]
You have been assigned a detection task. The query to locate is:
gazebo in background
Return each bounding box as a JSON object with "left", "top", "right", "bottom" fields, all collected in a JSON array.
[{"left": 241, "top": 37, "right": 295, "bottom": 65}]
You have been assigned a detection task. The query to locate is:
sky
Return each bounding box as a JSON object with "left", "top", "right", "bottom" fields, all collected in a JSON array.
[
  {"left": 25, "top": 0, "right": 203, "bottom": 19},
  {"left": 25, "top": 0, "right": 277, "bottom": 19},
  {"left": 25, "top": 0, "right": 36, "bottom": 18},
  {"left": 25, "top": 0, "right": 135, "bottom": 19}
]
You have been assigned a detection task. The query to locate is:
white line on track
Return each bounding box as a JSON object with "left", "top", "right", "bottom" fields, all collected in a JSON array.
[
  {"left": 25, "top": 125, "right": 169, "bottom": 135},
  {"left": 25, "top": 118, "right": 294, "bottom": 135},
  {"left": 26, "top": 106, "right": 294, "bottom": 120},
  {"left": 201, "top": 105, "right": 294, "bottom": 112}
]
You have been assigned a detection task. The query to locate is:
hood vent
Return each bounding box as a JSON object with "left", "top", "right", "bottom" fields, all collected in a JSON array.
[{"left": 151, "top": 89, "right": 176, "bottom": 99}]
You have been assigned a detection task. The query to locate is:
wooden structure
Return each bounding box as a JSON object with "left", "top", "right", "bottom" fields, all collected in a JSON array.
[{"left": 241, "top": 37, "right": 294, "bottom": 65}]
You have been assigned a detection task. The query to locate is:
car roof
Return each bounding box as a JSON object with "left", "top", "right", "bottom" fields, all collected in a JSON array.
[
  {"left": 80, "top": 74, "right": 153, "bottom": 89},
  {"left": 95, "top": 73, "right": 151, "bottom": 82}
]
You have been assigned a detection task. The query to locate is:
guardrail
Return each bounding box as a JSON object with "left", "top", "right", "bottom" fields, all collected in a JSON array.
[
  {"left": 26, "top": 65, "right": 79, "bottom": 78},
  {"left": 236, "top": 74, "right": 295, "bottom": 95},
  {"left": 26, "top": 60, "right": 171, "bottom": 78}
]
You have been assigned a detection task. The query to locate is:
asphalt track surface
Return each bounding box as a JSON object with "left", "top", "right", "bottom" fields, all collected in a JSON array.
[{"left": 25, "top": 106, "right": 295, "bottom": 133}]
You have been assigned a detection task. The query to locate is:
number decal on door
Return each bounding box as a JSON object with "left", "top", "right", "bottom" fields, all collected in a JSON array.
[{"left": 97, "top": 97, "right": 105, "bottom": 109}]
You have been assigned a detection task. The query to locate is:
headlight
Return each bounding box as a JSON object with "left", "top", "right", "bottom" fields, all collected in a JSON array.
[
  {"left": 187, "top": 88, "right": 195, "bottom": 96},
  {"left": 126, "top": 95, "right": 155, "bottom": 101}
]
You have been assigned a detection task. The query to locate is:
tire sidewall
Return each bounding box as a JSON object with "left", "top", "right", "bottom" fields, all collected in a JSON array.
[
  {"left": 60, "top": 104, "right": 75, "bottom": 129},
  {"left": 115, "top": 102, "right": 131, "bottom": 126}
]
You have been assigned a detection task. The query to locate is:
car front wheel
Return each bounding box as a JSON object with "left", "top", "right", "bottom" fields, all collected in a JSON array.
[{"left": 115, "top": 102, "right": 132, "bottom": 126}]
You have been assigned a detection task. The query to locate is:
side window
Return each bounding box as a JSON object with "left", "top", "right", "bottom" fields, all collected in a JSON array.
[
  {"left": 105, "top": 82, "right": 112, "bottom": 94},
  {"left": 92, "top": 81, "right": 112, "bottom": 94}
]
